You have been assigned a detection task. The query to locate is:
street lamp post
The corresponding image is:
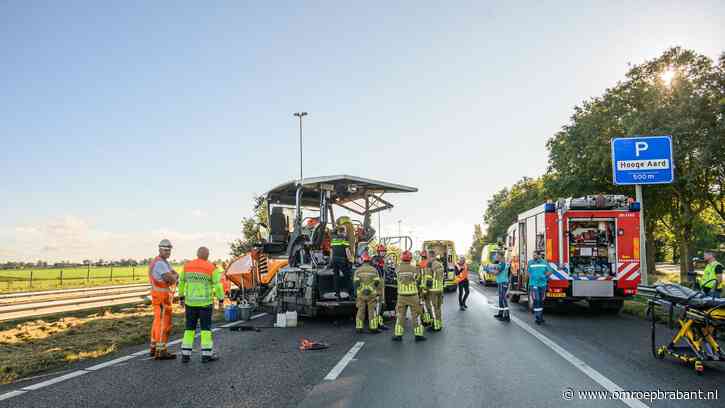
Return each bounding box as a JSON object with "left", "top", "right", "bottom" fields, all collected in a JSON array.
[{"left": 293, "top": 112, "right": 308, "bottom": 181}]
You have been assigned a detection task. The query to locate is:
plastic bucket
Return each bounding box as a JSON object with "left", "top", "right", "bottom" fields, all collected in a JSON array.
[
  {"left": 238, "top": 304, "right": 253, "bottom": 321},
  {"left": 285, "top": 311, "right": 298, "bottom": 327},
  {"left": 224, "top": 305, "right": 239, "bottom": 322}
]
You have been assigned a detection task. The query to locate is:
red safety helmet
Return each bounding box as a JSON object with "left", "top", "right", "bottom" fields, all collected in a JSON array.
[
  {"left": 401, "top": 251, "right": 412, "bottom": 262},
  {"left": 376, "top": 244, "right": 386, "bottom": 253},
  {"left": 361, "top": 252, "right": 372, "bottom": 263},
  {"left": 420, "top": 250, "right": 428, "bottom": 258}
]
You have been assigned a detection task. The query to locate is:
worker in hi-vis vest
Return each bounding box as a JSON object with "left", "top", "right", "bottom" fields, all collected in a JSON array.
[
  {"left": 179, "top": 247, "right": 225, "bottom": 363},
  {"left": 148, "top": 239, "right": 179, "bottom": 360}
]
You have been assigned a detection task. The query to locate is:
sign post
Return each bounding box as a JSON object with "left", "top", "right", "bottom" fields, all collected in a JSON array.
[{"left": 611, "top": 136, "right": 674, "bottom": 285}]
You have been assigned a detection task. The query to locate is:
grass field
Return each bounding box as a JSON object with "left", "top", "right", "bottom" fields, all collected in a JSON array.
[{"left": 0, "top": 265, "right": 183, "bottom": 293}]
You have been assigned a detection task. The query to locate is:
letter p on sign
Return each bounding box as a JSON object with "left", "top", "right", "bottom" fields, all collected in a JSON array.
[{"left": 635, "top": 141, "right": 648, "bottom": 157}]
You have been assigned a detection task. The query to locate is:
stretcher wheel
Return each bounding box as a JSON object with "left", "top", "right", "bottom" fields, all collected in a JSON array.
[
  {"left": 694, "top": 361, "right": 704, "bottom": 374},
  {"left": 655, "top": 346, "right": 666, "bottom": 360}
]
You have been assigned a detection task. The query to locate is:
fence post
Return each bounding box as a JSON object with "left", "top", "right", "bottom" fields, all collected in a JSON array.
[
  {"left": 60, "top": 269, "right": 63, "bottom": 286},
  {"left": 110, "top": 266, "right": 113, "bottom": 282},
  {"left": 132, "top": 266, "right": 135, "bottom": 280},
  {"left": 29, "top": 270, "right": 33, "bottom": 288},
  {"left": 87, "top": 264, "right": 90, "bottom": 283}
]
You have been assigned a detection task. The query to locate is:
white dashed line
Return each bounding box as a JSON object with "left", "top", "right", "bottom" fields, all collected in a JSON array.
[
  {"left": 85, "top": 355, "right": 136, "bottom": 371},
  {"left": 475, "top": 289, "right": 649, "bottom": 408},
  {"left": 324, "top": 341, "right": 365, "bottom": 381}
]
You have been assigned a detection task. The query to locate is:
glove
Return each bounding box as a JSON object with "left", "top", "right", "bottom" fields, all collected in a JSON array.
[
  {"left": 362, "top": 288, "right": 372, "bottom": 297},
  {"left": 179, "top": 297, "right": 185, "bottom": 307},
  {"left": 218, "top": 299, "right": 225, "bottom": 309},
  {"left": 373, "top": 280, "right": 380, "bottom": 288},
  {"left": 426, "top": 280, "right": 433, "bottom": 289}
]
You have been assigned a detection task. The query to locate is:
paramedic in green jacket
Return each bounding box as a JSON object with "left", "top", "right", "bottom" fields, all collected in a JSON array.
[
  {"left": 528, "top": 250, "right": 553, "bottom": 325},
  {"left": 178, "top": 247, "right": 225, "bottom": 363},
  {"left": 699, "top": 251, "right": 723, "bottom": 298}
]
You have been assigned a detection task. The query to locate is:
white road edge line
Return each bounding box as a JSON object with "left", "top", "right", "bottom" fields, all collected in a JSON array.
[
  {"left": 0, "top": 390, "right": 27, "bottom": 401},
  {"left": 324, "top": 341, "right": 365, "bottom": 381},
  {"left": 0, "top": 311, "right": 270, "bottom": 402},
  {"left": 476, "top": 290, "right": 649, "bottom": 408},
  {"left": 20, "top": 370, "right": 87, "bottom": 391}
]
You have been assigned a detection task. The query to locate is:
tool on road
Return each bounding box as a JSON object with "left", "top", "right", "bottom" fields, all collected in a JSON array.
[
  {"left": 648, "top": 283, "right": 725, "bottom": 374},
  {"left": 299, "top": 338, "right": 329, "bottom": 351}
]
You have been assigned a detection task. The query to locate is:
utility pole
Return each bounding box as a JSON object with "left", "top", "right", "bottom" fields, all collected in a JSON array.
[
  {"left": 398, "top": 220, "right": 402, "bottom": 237},
  {"left": 293, "top": 112, "right": 308, "bottom": 181}
]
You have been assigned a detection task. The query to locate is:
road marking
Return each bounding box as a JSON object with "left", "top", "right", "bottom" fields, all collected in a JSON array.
[
  {"left": 0, "top": 390, "right": 27, "bottom": 401},
  {"left": 324, "top": 341, "right": 365, "bottom": 381},
  {"left": 84, "top": 355, "right": 136, "bottom": 371},
  {"left": 0, "top": 311, "right": 270, "bottom": 402},
  {"left": 20, "top": 370, "right": 87, "bottom": 391},
  {"left": 475, "top": 289, "right": 649, "bottom": 408}
]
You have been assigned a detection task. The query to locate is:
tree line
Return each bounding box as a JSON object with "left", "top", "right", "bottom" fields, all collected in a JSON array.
[{"left": 468, "top": 47, "right": 725, "bottom": 282}]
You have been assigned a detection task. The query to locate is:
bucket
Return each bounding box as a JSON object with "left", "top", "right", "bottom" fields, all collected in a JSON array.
[
  {"left": 285, "top": 311, "right": 298, "bottom": 327},
  {"left": 224, "top": 305, "right": 239, "bottom": 322},
  {"left": 238, "top": 304, "right": 253, "bottom": 321},
  {"left": 275, "top": 312, "right": 287, "bottom": 328}
]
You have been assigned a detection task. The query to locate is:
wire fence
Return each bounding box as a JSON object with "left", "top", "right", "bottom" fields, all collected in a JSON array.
[{"left": 0, "top": 266, "right": 154, "bottom": 293}]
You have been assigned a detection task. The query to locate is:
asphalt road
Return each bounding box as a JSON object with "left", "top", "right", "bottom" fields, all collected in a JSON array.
[{"left": 1, "top": 282, "right": 722, "bottom": 408}]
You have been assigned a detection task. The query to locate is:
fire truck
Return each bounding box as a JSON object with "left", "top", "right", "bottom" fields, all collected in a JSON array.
[{"left": 506, "top": 195, "right": 641, "bottom": 311}]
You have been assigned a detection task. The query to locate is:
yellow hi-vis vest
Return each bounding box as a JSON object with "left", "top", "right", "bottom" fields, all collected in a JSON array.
[
  {"left": 700, "top": 261, "right": 723, "bottom": 289},
  {"left": 429, "top": 260, "right": 444, "bottom": 292},
  {"left": 397, "top": 263, "right": 419, "bottom": 295},
  {"left": 354, "top": 264, "right": 380, "bottom": 300}
]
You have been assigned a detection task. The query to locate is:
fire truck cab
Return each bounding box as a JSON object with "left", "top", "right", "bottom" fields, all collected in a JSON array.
[{"left": 506, "top": 195, "right": 641, "bottom": 311}]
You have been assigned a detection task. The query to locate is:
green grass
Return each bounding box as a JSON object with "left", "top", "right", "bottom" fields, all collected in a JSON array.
[{"left": 0, "top": 265, "right": 182, "bottom": 293}]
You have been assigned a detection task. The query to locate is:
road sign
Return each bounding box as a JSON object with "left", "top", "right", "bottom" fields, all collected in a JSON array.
[{"left": 611, "top": 136, "right": 674, "bottom": 185}]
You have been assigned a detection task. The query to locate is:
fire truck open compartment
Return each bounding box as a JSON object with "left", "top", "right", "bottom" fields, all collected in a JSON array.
[{"left": 568, "top": 219, "right": 617, "bottom": 279}]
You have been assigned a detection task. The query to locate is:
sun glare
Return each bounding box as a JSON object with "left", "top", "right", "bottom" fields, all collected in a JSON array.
[{"left": 660, "top": 68, "right": 675, "bottom": 86}]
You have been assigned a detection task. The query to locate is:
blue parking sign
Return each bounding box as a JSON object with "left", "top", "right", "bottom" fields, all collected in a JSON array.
[{"left": 611, "top": 136, "right": 674, "bottom": 185}]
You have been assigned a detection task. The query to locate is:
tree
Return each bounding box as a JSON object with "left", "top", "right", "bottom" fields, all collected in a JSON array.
[
  {"left": 483, "top": 177, "right": 548, "bottom": 243},
  {"left": 230, "top": 195, "right": 269, "bottom": 257},
  {"left": 546, "top": 47, "right": 724, "bottom": 282}
]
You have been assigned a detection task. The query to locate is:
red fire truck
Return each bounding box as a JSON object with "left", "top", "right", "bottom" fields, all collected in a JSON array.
[{"left": 506, "top": 195, "right": 641, "bottom": 311}]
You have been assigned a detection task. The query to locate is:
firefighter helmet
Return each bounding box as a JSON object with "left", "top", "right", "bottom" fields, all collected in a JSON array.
[
  {"left": 420, "top": 250, "right": 428, "bottom": 258},
  {"left": 401, "top": 250, "right": 412, "bottom": 262},
  {"left": 361, "top": 252, "right": 372, "bottom": 263},
  {"left": 376, "top": 244, "right": 386, "bottom": 254}
]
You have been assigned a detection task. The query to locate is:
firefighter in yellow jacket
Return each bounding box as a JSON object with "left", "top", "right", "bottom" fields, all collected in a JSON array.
[
  {"left": 393, "top": 251, "right": 426, "bottom": 342},
  {"left": 418, "top": 250, "right": 433, "bottom": 326},
  {"left": 425, "top": 249, "right": 445, "bottom": 331},
  {"left": 354, "top": 252, "right": 382, "bottom": 334}
]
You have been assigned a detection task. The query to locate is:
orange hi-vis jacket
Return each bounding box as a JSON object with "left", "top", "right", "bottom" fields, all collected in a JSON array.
[
  {"left": 148, "top": 256, "right": 172, "bottom": 296},
  {"left": 454, "top": 263, "right": 469, "bottom": 284}
]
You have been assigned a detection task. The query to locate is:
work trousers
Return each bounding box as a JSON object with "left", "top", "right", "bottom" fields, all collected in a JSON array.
[
  {"left": 150, "top": 292, "right": 173, "bottom": 350},
  {"left": 497, "top": 282, "right": 509, "bottom": 317},
  {"left": 531, "top": 286, "right": 546, "bottom": 322},
  {"left": 332, "top": 257, "right": 351, "bottom": 296},
  {"left": 395, "top": 295, "right": 423, "bottom": 337},
  {"left": 182, "top": 305, "right": 214, "bottom": 357},
  {"left": 420, "top": 290, "right": 432, "bottom": 324},
  {"left": 430, "top": 290, "right": 443, "bottom": 330},
  {"left": 356, "top": 295, "right": 378, "bottom": 330},
  {"left": 458, "top": 280, "right": 470, "bottom": 307}
]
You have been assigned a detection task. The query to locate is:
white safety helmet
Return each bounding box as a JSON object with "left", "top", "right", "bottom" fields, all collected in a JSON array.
[{"left": 158, "top": 239, "right": 173, "bottom": 249}]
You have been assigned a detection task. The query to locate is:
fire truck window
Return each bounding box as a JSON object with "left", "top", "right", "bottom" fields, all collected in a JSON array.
[{"left": 568, "top": 220, "right": 616, "bottom": 278}]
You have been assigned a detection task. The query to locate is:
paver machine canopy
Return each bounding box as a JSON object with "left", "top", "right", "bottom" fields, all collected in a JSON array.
[{"left": 247, "top": 175, "right": 417, "bottom": 317}]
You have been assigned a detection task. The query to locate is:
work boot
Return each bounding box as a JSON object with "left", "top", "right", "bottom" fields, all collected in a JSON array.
[
  {"left": 356, "top": 328, "right": 364, "bottom": 334},
  {"left": 154, "top": 349, "right": 177, "bottom": 360},
  {"left": 493, "top": 313, "right": 502, "bottom": 319},
  {"left": 379, "top": 323, "right": 390, "bottom": 331},
  {"left": 369, "top": 328, "right": 381, "bottom": 334},
  {"left": 181, "top": 355, "right": 191, "bottom": 363},
  {"left": 501, "top": 314, "right": 510, "bottom": 322},
  {"left": 392, "top": 335, "right": 402, "bottom": 342},
  {"left": 149, "top": 347, "right": 156, "bottom": 358},
  {"left": 201, "top": 352, "right": 219, "bottom": 363},
  {"left": 415, "top": 335, "right": 427, "bottom": 342},
  {"left": 463, "top": 305, "right": 468, "bottom": 309},
  {"left": 459, "top": 305, "right": 465, "bottom": 311}
]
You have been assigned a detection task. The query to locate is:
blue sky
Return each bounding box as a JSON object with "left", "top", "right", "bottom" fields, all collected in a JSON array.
[{"left": 2, "top": 1, "right": 724, "bottom": 262}]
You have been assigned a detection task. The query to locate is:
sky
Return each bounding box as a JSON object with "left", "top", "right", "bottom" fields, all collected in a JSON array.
[{"left": 1, "top": 1, "right": 724, "bottom": 263}]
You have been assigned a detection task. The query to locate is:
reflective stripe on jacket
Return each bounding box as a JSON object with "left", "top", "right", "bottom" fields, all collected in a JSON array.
[
  {"left": 429, "top": 260, "right": 444, "bottom": 292},
  {"left": 700, "top": 261, "right": 723, "bottom": 289}
]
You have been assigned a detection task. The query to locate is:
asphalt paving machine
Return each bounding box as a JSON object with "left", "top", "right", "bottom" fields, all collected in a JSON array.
[{"left": 226, "top": 175, "right": 417, "bottom": 317}]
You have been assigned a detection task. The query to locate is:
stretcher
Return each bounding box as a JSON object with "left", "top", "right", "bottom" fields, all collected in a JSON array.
[{"left": 647, "top": 282, "right": 725, "bottom": 374}]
